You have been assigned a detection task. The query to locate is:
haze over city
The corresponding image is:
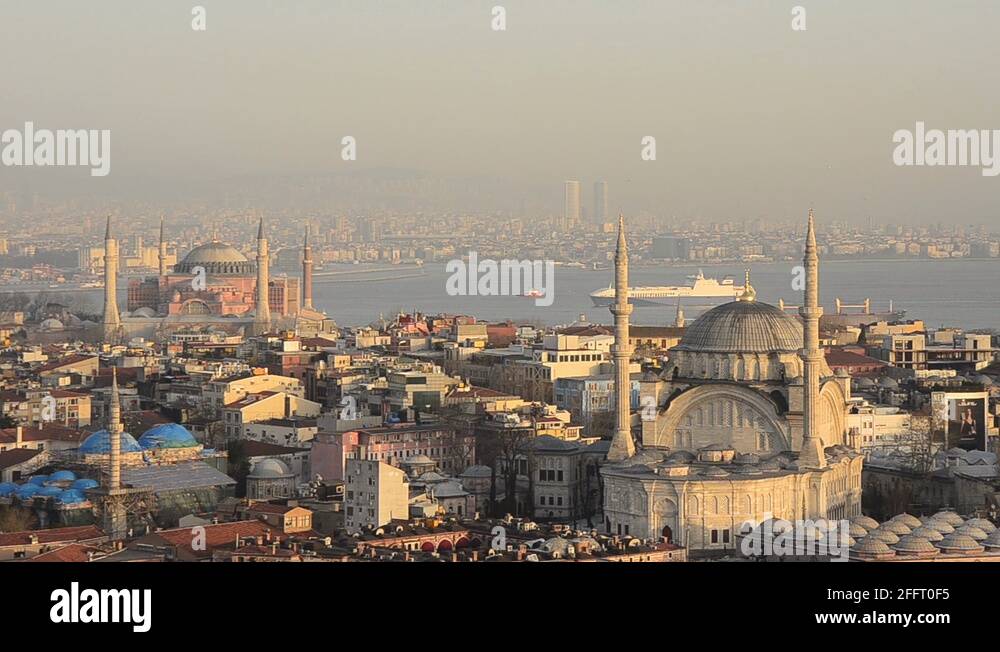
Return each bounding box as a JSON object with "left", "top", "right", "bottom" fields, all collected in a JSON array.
[{"left": 3, "top": 0, "right": 1000, "bottom": 223}]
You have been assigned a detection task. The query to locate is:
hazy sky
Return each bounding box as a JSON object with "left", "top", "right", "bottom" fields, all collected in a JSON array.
[{"left": 3, "top": 0, "right": 1000, "bottom": 223}]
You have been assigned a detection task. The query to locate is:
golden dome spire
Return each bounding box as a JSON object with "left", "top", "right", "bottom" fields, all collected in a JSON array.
[{"left": 738, "top": 268, "right": 756, "bottom": 302}]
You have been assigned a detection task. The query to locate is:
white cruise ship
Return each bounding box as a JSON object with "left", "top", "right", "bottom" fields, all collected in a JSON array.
[{"left": 589, "top": 270, "right": 744, "bottom": 307}]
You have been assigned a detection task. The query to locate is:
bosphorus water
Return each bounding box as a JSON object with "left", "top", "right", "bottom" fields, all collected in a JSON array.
[
  {"left": 310, "top": 258, "right": 1000, "bottom": 330},
  {"left": 18, "top": 258, "right": 998, "bottom": 331}
]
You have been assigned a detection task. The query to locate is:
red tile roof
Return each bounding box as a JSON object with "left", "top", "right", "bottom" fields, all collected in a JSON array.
[
  {"left": 0, "top": 424, "right": 86, "bottom": 445},
  {"left": 0, "top": 525, "right": 105, "bottom": 548},
  {"left": 135, "top": 520, "right": 287, "bottom": 560},
  {"left": 0, "top": 447, "right": 42, "bottom": 470},
  {"left": 26, "top": 543, "right": 105, "bottom": 562}
]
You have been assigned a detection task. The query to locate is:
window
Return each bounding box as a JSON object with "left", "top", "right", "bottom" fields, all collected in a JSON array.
[{"left": 711, "top": 529, "right": 719, "bottom": 544}]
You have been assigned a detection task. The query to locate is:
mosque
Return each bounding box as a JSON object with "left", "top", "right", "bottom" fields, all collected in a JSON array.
[
  {"left": 0, "top": 374, "right": 234, "bottom": 532},
  {"left": 99, "top": 217, "right": 330, "bottom": 343},
  {"left": 601, "top": 211, "right": 864, "bottom": 554}
]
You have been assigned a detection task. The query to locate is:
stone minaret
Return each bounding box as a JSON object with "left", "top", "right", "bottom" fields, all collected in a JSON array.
[
  {"left": 102, "top": 216, "right": 121, "bottom": 344},
  {"left": 675, "top": 299, "right": 685, "bottom": 328},
  {"left": 158, "top": 216, "right": 167, "bottom": 276},
  {"left": 798, "top": 209, "right": 827, "bottom": 468},
  {"left": 107, "top": 368, "right": 122, "bottom": 491},
  {"left": 302, "top": 224, "right": 314, "bottom": 311},
  {"left": 607, "top": 214, "right": 636, "bottom": 462},
  {"left": 253, "top": 217, "right": 271, "bottom": 335}
]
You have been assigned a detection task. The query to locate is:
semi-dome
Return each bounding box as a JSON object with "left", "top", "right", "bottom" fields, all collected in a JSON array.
[
  {"left": 138, "top": 423, "right": 198, "bottom": 449},
  {"left": 248, "top": 458, "right": 292, "bottom": 479},
  {"left": 79, "top": 429, "right": 142, "bottom": 454},
  {"left": 675, "top": 300, "right": 803, "bottom": 354},
  {"left": 174, "top": 241, "right": 254, "bottom": 276}
]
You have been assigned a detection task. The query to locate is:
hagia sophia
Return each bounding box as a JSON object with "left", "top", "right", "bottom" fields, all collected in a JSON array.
[
  {"left": 100, "top": 217, "right": 330, "bottom": 343},
  {"left": 601, "top": 211, "right": 864, "bottom": 552}
]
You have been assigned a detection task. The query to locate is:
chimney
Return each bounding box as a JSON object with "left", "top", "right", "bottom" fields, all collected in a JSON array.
[{"left": 15, "top": 426, "right": 22, "bottom": 445}]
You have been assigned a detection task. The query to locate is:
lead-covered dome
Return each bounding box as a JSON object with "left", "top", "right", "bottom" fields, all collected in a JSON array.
[
  {"left": 174, "top": 241, "right": 254, "bottom": 276},
  {"left": 79, "top": 429, "right": 142, "bottom": 454},
  {"left": 676, "top": 300, "right": 803, "bottom": 354},
  {"left": 139, "top": 423, "right": 198, "bottom": 450}
]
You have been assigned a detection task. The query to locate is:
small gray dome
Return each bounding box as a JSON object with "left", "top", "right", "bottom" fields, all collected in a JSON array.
[
  {"left": 868, "top": 528, "right": 900, "bottom": 545},
  {"left": 964, "top": 518, "right": 996, "bottom": 534},
  {"left": 955, "top": 524, "right": 988, "bottom": 541},
  {"left": 932, "top": 510, "right": 964, "bottom": 527},
  {"left": 893, "top": 535, "right": 940, "bottom": 556},
  {"left": 248, "top": 458, "right": 292, "bottom": 478},
  {"left": 909, "top": 526, "right": 944, "bottom": 542},
  {"left": 936, "top": 533, "right": 984, "bottom": 553},
  {"left": 881, "top": 520, "right": 912, "bottom": 536},
  {"left": 850, "top": 515, "right": 880, "bottom": 530},
  {"left": 891, "top": 513, "right": 922, "bottom": 528}
]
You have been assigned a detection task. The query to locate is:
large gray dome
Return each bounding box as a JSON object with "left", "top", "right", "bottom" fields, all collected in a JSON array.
[
  {"left": 175, "top": 241, "right": 255, "bottom": 276},
  {"left": 675, "top": 300, "right": 803, "bottom": 354}
]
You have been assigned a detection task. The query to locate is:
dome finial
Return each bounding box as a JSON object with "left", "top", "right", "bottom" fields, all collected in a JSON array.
[{"left": 738, "top": 268, "right": 756, "bottom": 302}]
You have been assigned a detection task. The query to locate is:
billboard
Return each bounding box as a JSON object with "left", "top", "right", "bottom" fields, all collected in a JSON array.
[
  {"left": 948, "top": 397, "right": 987, "bottom": 451},
  {"left": 932, "top": 391, "right": 990, "bottom": 452}
]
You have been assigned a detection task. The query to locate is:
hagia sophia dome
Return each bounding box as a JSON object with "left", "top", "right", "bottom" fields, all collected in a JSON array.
[{"left": 173, "top": 241, "right": 255, "bottom": 276}]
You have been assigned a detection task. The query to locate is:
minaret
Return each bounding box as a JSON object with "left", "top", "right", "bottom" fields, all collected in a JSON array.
[
  {"left": 302, "top": 224, "right": 314, "bottom": 311},
  {"left": 798, "top": 209, "right": 827, "bottom": 468},
  {"left": 102, "top": 216, "right": 121, "bottom": 344},
  {"left": 107, "top": 368, "right": 122, "bottom": 492},
  {"left": 253, "top": 217, "right": 271, "bottom": 335},
  {"left": 675, "top": 299, "right": 685, "bottom": 328},
  {"left": 158, "top": 216, "right": 167, "bottom": 276},
  {"left": 607, "top": 213, "right": 636, "bottom": 461},
  {"left": 102, "top": 367, "right": 128, "bottom": 540}
]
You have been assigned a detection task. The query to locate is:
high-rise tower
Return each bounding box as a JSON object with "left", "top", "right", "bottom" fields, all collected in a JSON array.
[
  {"left": 302, "top": 224, "right": 314, "bottom": 311},
  {"left": 253, "top": 217, "right": 271, "bottom": 335},
  {"left": 607, "top": 213, "right": 636, "bottom": 461},
  {"left": 564, "top": 180, "right": 581, "bottom": 229},
  {"left": 798, "top": 209, "right": 826, "bottom": 468},
  {"left": 593, "top": 180, "right": 608, "bottom": 225},
  {"left": 102, "top": 216, "right": 121, "bottom": 344}
]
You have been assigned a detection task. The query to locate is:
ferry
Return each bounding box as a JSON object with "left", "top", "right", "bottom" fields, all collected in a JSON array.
[{"left": 589, "top": 270, "right": 744, "bottom": 307}]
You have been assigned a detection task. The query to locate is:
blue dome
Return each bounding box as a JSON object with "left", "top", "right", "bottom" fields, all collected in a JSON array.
[
  {"left": 48, "top": 470, "right": 77, "bottom": 483},
  {"left": 71, "top": 478, "right": 99, "bottom": 490},
  {"left": 79, "top": 429, "right": 141, "bottom": 454},
  {"left": 56, "top": 489, "right": 87, "bottom": 505},
  {"left": 36, "top": 486, "right": 63, "bottom": 497},
  {"left": 14, "top": 484, "right": 40, "bottom": 498},
  {"left": 0, "top": 482, "right": 17, "bottom": 496},
  {"left": 138, "top": 423, "right": 198, "bottom": 449},
  {"left": 28, "top": 475, "right": 49, "bottom": 485}
]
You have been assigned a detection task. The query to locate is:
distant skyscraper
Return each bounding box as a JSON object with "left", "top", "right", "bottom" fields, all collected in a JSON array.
[
  {"left": 593, "top": 180, "right": 608, "bottom": 224},
  {"left": 564, "top": 180, "right": 581, "bottom": 228}
]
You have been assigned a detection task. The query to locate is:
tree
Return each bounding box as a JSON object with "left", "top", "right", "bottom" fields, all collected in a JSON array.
[
  {"left": 0, "top": 505, "right": 37, "bottom": 532},
  {"left": 225, "top": 439, "right": 253, "bottom": 498}
]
